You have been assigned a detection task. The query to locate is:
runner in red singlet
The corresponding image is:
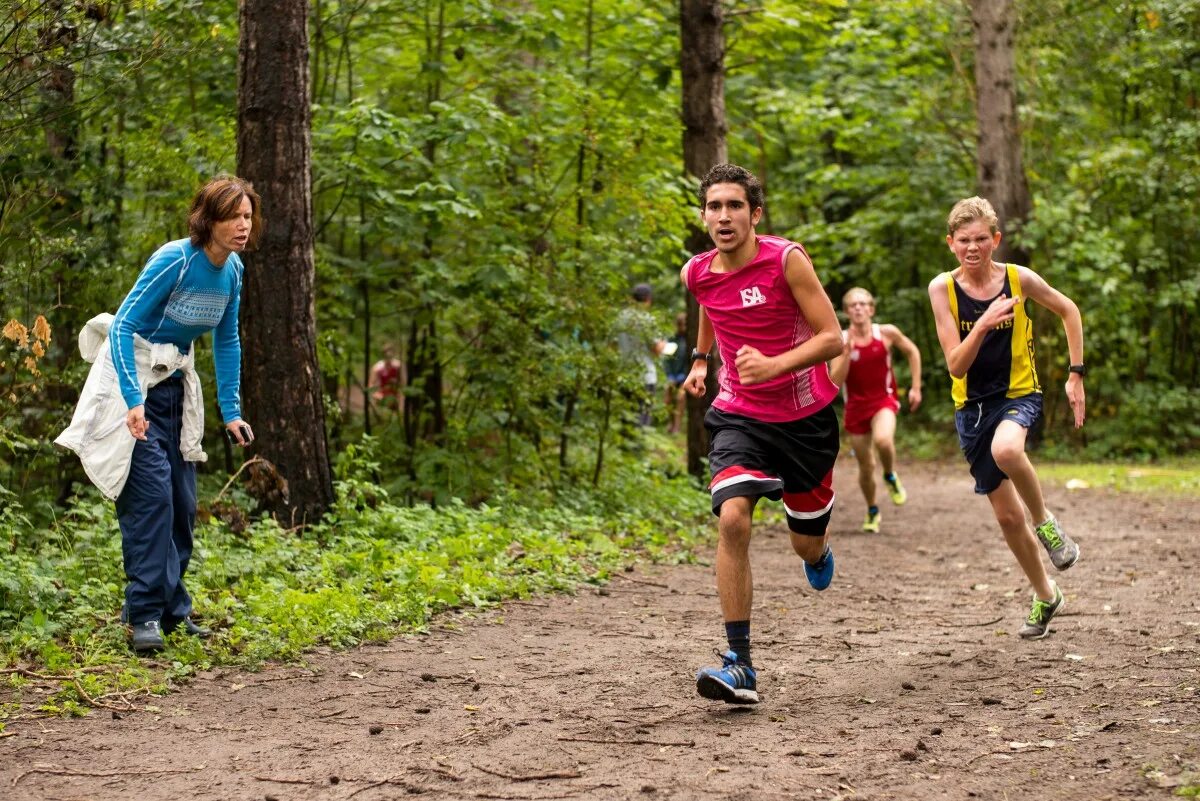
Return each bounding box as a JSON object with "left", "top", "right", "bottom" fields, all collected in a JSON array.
[
  {"left": 370, "top": 344, "right": 404, "bottom": 413},
  {"left": 829, "top": 288, "right": 921, "bottom": 533}
]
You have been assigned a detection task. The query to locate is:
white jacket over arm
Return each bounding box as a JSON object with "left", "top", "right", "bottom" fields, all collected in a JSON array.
[{"left": 55, "top": 313, "right": 206, "bottom": 500}]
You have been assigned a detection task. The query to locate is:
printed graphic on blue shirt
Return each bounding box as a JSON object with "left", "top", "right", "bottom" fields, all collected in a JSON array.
[{"left": 165, "top": 287, "right": 231, "bottom": 328}]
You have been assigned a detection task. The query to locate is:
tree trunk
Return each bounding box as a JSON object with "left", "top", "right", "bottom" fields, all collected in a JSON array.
[
  {"left": 679, "top": 0, "right": 727, "bottom": 478},
  {"left": 969, "top": 0, "right": 1031, "bottom": 265},
  {"left": 237, "top": 0, "right": 333, "bottom": 524}
]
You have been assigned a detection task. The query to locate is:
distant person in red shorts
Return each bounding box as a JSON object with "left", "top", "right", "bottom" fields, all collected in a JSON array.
[
  {"left": 370, "top": 344, "right": 405, "bottom": 413},
  {"left": 829, "top": 288, "right": 921, "bottom": 533}
]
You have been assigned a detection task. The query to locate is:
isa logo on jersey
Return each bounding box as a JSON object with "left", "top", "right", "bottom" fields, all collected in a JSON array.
[{"left": 740, "top": 286, "right": 767, "bottom": 307}]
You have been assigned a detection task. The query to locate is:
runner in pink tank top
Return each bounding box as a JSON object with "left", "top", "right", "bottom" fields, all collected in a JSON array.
[
  {"left": 829, "top": 288, "right": 922, "bottom": 533},
  {"left": 681, "top": 164, "right": 843, "bottom": 706},
  {"left": 685, "top": 236, "right": 839, "bottom": 422}
]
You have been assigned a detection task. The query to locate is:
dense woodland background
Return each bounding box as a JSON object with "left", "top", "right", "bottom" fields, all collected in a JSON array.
[{"left": 2, "top": 0, "right": 1199, "bottom": 526}]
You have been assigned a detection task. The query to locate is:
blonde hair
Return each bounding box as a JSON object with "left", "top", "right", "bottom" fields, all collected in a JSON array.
[
  {"left": 947, "top": 196, "right": 999, "bottom": 235},
  {"left": 842, "top": 287, "right": 874, "bottom": 308}
]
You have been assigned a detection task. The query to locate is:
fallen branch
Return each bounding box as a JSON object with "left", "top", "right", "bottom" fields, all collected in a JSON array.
[
  {"left": 346, "top": 775, "right": 423, "bottom": 798},
  {"left": 610, "top": 573, "right": 669, "bottom": 589},
  {"left": 210, "top": 455, "right": 264, "bottom": 504},
  {"left": 72, "top": 679, "right": 136, "bottom": 712},
  {"left": 14, "top": 766, "right": 202, "bottom": 786},
  {"left": 938, "top": 616, "right": 1004, "bottom": 628},
  {"left": 253, "top": 776, "right": 318, "bottom": 785},
  {"left": 555, "top": 736, "right": 694, "bottom": 747},
  {"left": 473, "top": 763, "right": 582, "bottom": 781}
]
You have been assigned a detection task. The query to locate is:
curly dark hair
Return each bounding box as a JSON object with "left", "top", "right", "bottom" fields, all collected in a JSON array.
[{"left": 698, "top": 163, "right": 764, "bottom": 212}]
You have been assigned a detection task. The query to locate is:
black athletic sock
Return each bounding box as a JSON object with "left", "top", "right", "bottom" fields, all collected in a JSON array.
[
  {"left": 883, "top": 472, "right": 896, "bottom": 483},
  {"left": 868, "top": 505, "right": 879, "bottom": 516},
  {"left": 725, "top": 620, "right": 751, "bottom": 666}
]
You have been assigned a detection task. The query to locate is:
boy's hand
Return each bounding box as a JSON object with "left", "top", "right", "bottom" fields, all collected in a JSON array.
[
  {"left": 978, "top": 294, "right": 1019, "bottom": 330},
  {"left": 1066, "top": 373, "right": 1086, "bottom": 428},
  {"left": 735, "top": 345, "right": 778, "bottom": 385},
  {"left": 683, "top": 364, "right": 708, "bottom": 397},
  {"left": 907, "top": 386, "right": 922, "bottom": 412}
]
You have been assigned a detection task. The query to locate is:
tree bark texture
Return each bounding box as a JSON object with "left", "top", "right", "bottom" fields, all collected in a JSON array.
[
  {"left": 679, "top": 0, "right": 727, "bottom": 478},
  {"left": 237, "top": 0, "right": 333, "bottom": 523},
  {"left": 969, "top": 0, "right": 1031, "bottom": 265}
]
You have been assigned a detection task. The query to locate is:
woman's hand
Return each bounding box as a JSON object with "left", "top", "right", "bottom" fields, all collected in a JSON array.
[
  {"left": 226, "top": 419, "right": 255, "bottom": 446},
  {"left": 126, "top": 405, "right": 149, "bottom": 440}
]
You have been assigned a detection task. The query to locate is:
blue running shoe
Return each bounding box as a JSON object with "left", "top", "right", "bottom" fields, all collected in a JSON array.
[
  {"left": 804, "top": 546, "right": 835, "bottom": 591},
  {"left": 696, "top": 649, "right": 758, "bottom": 704}
]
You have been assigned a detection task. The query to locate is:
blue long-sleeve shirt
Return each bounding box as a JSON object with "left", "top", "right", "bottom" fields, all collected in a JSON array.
[{"left": 109, "top": 238, "right": 244, "bottom": 423}]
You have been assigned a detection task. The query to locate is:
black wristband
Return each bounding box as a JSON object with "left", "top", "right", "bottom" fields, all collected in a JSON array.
[
  {"left": 1068, "top": 364, "right": 1086, "bottom": 376},
  {"left": 690, "top": 348, "right": 710, "bottom": 363}
]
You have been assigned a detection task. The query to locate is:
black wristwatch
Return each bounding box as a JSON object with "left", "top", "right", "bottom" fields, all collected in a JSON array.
[
  {"left": 1068, "top": 364, "right": 1086, "bottom": 376},
  {"left": 690, "top": 348, "right": 710, "bottom": 363}
]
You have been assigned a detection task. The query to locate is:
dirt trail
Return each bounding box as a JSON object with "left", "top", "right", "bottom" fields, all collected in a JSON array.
[{"left": 3, "top": 459, "right": 1198, "bottom": 800}]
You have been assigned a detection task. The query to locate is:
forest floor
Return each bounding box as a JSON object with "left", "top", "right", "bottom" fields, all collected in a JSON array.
[{"left": 2, "top": 459, "right": 1198, "bottom": 801}]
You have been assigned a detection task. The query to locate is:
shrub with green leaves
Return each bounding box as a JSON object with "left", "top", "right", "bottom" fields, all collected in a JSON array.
[{"left": 0, "top": 442, "right": 708, "bottom": 726}]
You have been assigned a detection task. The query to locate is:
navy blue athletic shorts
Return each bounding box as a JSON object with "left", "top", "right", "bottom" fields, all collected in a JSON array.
[
  {"left": 954, "top": 393, "right": 1043, "bottom": 495},
  {"left": 704, "top": 404, "right": 840, "bottom": 536}
]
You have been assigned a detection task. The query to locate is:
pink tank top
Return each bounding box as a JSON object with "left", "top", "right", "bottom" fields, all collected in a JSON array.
[{"left": 684, "top": 235, "right": 838, "bottom": 423}]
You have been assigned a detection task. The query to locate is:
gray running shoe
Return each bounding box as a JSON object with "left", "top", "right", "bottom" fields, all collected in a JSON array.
[
  {"left": 1018, "top": 584, "right": 1064, "bottom": 640},
  {"left": 1034, "top": 515, "right": 1079, "bottom": 570}
]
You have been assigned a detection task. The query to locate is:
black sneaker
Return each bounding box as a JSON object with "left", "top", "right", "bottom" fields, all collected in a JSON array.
[
  {"left": 130, "top": 621, "right": 165, "bottom": 653},
  {"left": 1018, "top": 584, "right": 1065, "bottom": 640},
  {"left": 164, "top": 616, "right": 212, "bottom": 639},
  {"left": 177, "top": 617, "right": 212, "bottom": 639}
]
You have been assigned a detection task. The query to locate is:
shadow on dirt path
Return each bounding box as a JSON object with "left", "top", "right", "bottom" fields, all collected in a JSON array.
[{"left": 2, "top": 459, "right": 1198, "bottom": 800}]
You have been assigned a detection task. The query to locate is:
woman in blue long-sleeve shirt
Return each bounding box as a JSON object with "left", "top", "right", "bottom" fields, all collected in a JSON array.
[{"left": 110, "top": 175, "right": 261, "bottom": 654}]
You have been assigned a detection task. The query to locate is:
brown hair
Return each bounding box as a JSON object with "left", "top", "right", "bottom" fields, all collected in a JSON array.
[{"left": 188, "top": 175, "right": 263, "bottom": 250}]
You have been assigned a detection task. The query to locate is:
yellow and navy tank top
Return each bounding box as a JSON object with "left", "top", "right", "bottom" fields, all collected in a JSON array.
[{"left": 943, "top": 264, "right": 1040, "bottom": 409}]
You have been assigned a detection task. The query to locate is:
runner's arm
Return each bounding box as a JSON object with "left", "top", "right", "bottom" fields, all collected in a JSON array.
[
  {"left": 738, "top": 248, "right": 841, "bottom": 385},
  {"left": 681, "top": 262, "right": 714, "bottom": 397},
  {"left": 927, "top": 274, "right": 1016, "bottom": 378},
  {"left": 1016, "top": 266, "right": 1086, "bottom": 428},
  {"left": 881, "top": 324, "right": 922, "bottom": 410},
  {"left": 827, "top": 331, "right": 851, "bottom": 387}
]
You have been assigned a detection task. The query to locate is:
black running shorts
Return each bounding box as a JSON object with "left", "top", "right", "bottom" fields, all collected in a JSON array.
[{"left": 704, "top": 404, "right": 840, "bottom": 536}]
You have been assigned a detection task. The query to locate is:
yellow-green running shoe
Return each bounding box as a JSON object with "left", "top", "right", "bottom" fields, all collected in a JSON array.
[
  {"left": 884, "top": 473, "right": 907, "bottom": 505},
  {"left": 1018, "top": 583, "right": 1065, "bottom": 640},
  {"left": 1034, "top": 515, "right": 1080, "bottom": 570},
  {"left": 862, "top": 509, "right": 881, "bottom": 533}
]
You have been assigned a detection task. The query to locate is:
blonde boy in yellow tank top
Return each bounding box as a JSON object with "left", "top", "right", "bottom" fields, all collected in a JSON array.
[{"left": 927, "top": 196, "right": 1086, "bottom": 640}]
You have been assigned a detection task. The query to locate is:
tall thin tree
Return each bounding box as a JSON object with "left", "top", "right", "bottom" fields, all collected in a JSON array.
[
  {"left": 237, "top": 0, "right": 333, "bottom": 522},
  {"left": 679, "top": 0, "right": 727, "bottom": 477},
  {"left": 969, "top": 0, "right": 1031, "bottom": 264}
]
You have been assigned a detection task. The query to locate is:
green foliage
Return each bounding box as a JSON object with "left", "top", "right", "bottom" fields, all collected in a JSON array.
[{"left": 0, "top": 438, "right": 709, "bottom": 721}]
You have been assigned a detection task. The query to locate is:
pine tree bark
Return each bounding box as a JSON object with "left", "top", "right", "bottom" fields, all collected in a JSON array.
[
  {"left": 679, "top": 0, "right": 727, "bottom": 477},
  {"left": 237, "top": 0, "right": 333, "bottom": 523},
  {"left": 969, "top": 0, "right": 1031, "bottom": 265}
]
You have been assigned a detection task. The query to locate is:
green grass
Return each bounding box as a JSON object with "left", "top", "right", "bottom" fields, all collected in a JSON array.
[
  {"left": 1037, "top": 459, "right": 1200, "bottom": 496},
  {"left": 0, "top": 450, "right": 711, "bottom": 726}
]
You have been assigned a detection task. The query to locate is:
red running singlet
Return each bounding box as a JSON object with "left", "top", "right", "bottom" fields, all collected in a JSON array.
[{"left": 842, "top": 324, "right": 900, "bottom": 435}]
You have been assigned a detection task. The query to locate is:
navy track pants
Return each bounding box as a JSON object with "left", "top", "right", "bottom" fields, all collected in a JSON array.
[{"left": 115, "top": 377, "right": 197, "bottom": 627}]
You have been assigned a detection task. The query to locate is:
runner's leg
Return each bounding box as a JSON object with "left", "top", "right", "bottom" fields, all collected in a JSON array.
[
  {"left": 986, "top": 479, "right": 1056, "bottom": 600},
  {"left": 990, "top": 419, "right": 1050, "bottom": 524}
]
